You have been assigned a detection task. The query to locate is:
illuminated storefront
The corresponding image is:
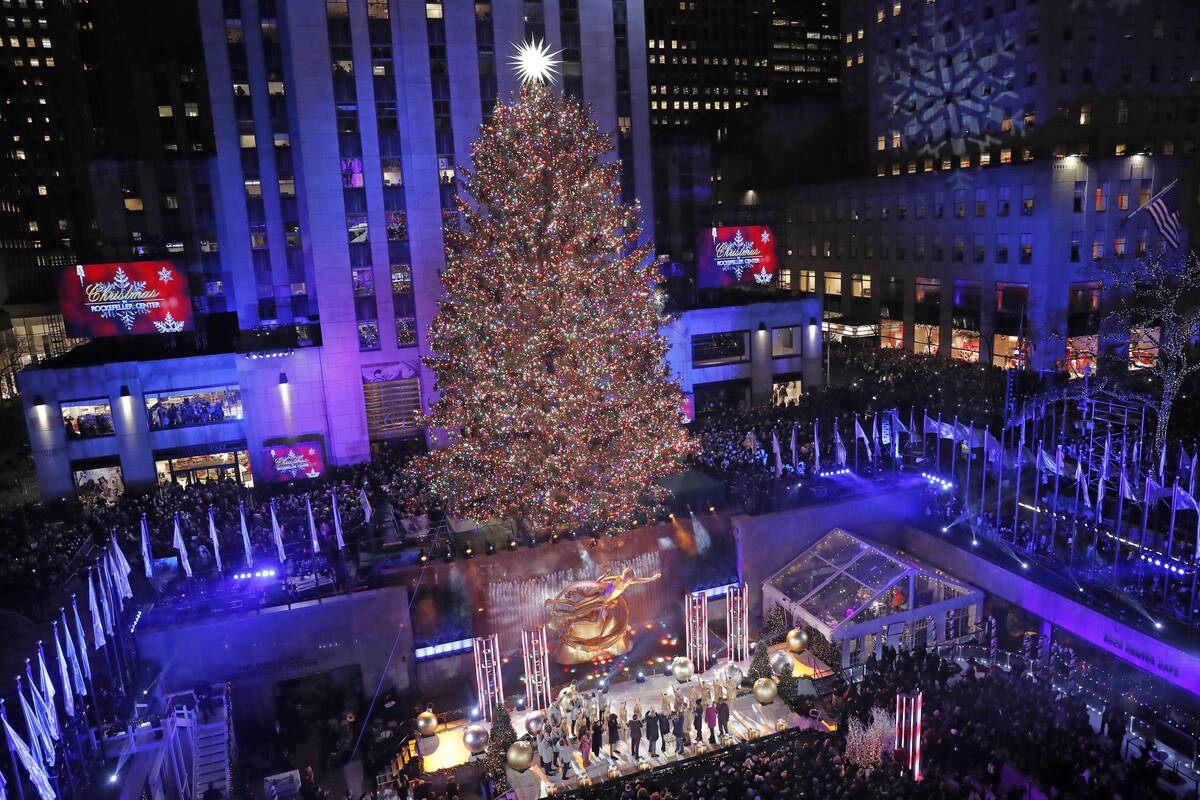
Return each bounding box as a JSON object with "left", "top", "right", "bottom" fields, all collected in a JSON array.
[
  {"left": 1130, "top": 327, "right": 1159, "bottom": 370},
  {"left": 71, "top": 458, "right": 125, "bottom": 504},
  {"left": 880, "top": 318, "right": 904, "bottom": 349},
  {"left": 155, "top": 443, "right": 253, "bottom": 488},
  {"left": 914, "top": 323, "right": 940, "bottom": 356},
  {"left": 992, "top": 334, "right": 1027, "bottom": 369},
  {"left": 951, "top": 328, "right": 980, "bottom": 362},
  {"left": 1066, "top": 335, "right": 1098, "bottom": 378}
]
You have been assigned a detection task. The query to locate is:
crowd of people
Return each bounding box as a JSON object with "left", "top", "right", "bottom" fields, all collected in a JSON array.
[
  {"left": 147, "top": 393, "right": 232, "bottom": 430},
  {"left": 0, "top": 440, "right": 438, "bottom": 613},
  {"left": 555, "top": 645, "right": 1180, "bottom": 800}
]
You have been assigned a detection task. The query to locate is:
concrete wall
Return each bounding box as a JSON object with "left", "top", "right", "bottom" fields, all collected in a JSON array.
[
  {"left": 137, "top": 586, "right": 413, "bottom": 697},
  {"left": 731, "top": 480, "right": 926, "bottom": 624}
]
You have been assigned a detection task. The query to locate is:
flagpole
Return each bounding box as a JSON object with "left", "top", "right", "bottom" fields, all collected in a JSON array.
[
  {"left": 854, "top": 414, "right": 859, "bottom": 474},
  {"left": 950, "top": 415, "right": 959, "bottom": 479},
  {"left": 98, "top": 558, "right": 131, "bottom": 693},
  {"left": 995, "top": 424, "right": 1005, "bottom": 532},
  {"left": 1032, "top": 443, "right": 1042, "bottom": 548},
  {"left": 980, "top": 425, "right": 989, "bottom": 523},
  {"left": 1, "top": 699, "right": 26, "bottom": 800},
  {"left": 1125, "top": 177, "right": 1179, "bottom": 221},
  {"left": 964, "top": 421, "right": 974, "bottom": 516},
  {"left": 1071, "top": 472, "right": 1081, "bottom": 566},
  {"left": 1012, "top": 430, "right": 1024, "bottom": 543},
  {"left": 1050, "top": 445, "right": 1062, "bottom": 556},
  {"left": 89, "top": 567, "right": 123, "bottom": 703},
  {"left": 922, "top": 408, "right": 928, "bottom": 461},
  {"left": 936, "top": 412, "right": 943, "bottom": 472},
  {"left": 1113, "top": 453, "right": 1127, "bottom": 586},
  {"left": 70, "top": 596, "right": 101, "bottom": 729}
]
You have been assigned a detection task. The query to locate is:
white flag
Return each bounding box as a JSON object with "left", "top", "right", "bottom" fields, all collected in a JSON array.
[
  {"left": 36, "top": 645, "right": 59, "bottom": 741},
  {"left": 1076, "top": 461, "right": 1092, "bottom": 508},
  {"left": 359, "top": 486, "right": 373, "bottom": 524},
  {"left": 54, "top": 625, "right": 73, "bottom": 719},
  {"left": 208, "top": 506, "right": 223, "bottom": 574},
  {"left": 771, "top": 432, "right": 783, "bottom": 477},
  {"left": 87, "top": 573, "right": 106, "bottom": 650},
  {"left": 72, "top": 599, "right": 92, "bottom": 679},
  {"left": 834, "top": 421, "right": 847, "bottom": 466},
  {"left": 172, "top": 513, "right": 193, "bottom": 579},
  {"left": 332, "top": 490, "right": 346, "bottom": 551},
  {"left": 18, "top": 679, "right": 52, "bottom": 766},
  {"left": 99, "top": 554, "right": 116, "bottom": 633},
  {"left": 1120, "top": 462, "right": 1138, "bottom": 502},
  {"left": 240, "top": 501, "right": 253, "bottom": 568},
  {"left": 854, "top": 417, "right": 873, "bottom": 460},
  {"left": 270, "top": 500, "right": 286, "bottom": 562},
  {"left": 3, "top": 712, "right": 56, "bottom": 800},
  {"left": 811, "top": 421, "right": 818, "bottom": 472},
  {"left": 61, "top": 609, "right": 85, "bottom": 696},
  {"left": 140, "top": 514, "right": 154, "bottom": 580},
  {"left": 307, "top": 495, "right": 320, "bottom": 554},
  {"left": 110, "top": 535, "right": 133, "bottom": 600}
]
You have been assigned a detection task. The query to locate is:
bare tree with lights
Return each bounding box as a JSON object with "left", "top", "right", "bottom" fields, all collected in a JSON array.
[
  {"left": 1077, "top": 252, "right": 1200, "bottom": 463},
  {"left": 416, "top": 64, "right": 695, "bottom": 534}
]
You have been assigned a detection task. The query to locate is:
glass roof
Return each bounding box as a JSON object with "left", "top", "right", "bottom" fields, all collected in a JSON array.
[{"left": 766, "top": 528, "right": 980, "bottom": 638}]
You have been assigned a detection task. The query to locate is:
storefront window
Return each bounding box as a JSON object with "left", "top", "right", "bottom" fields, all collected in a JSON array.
[
  {"left": 61, "top": 399, "right": 114, "bottom": 439},
  {"left": 144, "top": 385, "right": 243, "bottom": 430},
  {"left": 880, "top": 318, "right": 903, "bottom": 349},
  {"left": 951, "top": 329, "right": 980, "bottom": 362},
  {"left": 155, "top": 448, "right": 252, "bottom": 488},
  {"left": 1066, "top": 335, "right": 1098, "bottom": 378},
  {"left": 914, "top": 323, "right": 940, "bottom": 355},
  {"left": 692, "top": 331, "right": 750, "bottom": 367},
  {"left": 771, "top": 326, "right": 802, "bottom": 357},
  {"left": 1130, "top": 327, "right": 1159, "bottom": 370},
  {"left": 73, "top": 462, "right": 124, "bottom": 503},
  {"left": 992, "top": 334, "right": 1027, "bottom": 369},
  {"left": 771, "top": 374, "right": 803, "bottom": 405}
]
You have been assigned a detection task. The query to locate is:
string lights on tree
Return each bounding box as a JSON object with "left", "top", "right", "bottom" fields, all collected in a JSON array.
[{"left": 415, "top": 63, "right": 695, "bottom": 535}]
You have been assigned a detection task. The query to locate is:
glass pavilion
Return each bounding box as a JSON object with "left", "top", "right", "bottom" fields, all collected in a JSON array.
[{"left": 762, "top": 528, "right": 983, "bottom": 667}]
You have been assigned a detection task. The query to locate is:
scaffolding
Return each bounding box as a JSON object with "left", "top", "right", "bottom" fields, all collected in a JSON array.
[
  {"left": 521, "top": 626, "right": 552, "bottom": 712},
  {"left": 685, "top": 591, "right": 709, "bottom": 672},
  {"left": 726, "top": 583, "right": 750, "bottom": 662},
  {"left": 472, "top": 634, "right": 503, "bottom": 722}
]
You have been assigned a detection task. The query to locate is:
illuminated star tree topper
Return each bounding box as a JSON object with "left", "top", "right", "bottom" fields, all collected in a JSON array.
[
  {"left": 415, "top": 84, "right": 696, "bottom": 534},
  {"left": 510, "top": 38, "right": 561, "bottom": 85}
]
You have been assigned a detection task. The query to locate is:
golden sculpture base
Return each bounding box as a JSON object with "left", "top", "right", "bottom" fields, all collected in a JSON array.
[{"left": 553, "top": 633, "right": 632, "bottom": 664}]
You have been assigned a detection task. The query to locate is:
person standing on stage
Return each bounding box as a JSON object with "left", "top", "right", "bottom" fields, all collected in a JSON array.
[
  {"left": 716, "top": 696, "right": 730, "bottom": 738},
  {"left": 628, "top": 711, "right": 643, "bottom": 759},
  {"left": 645, "top": 710, "right": 660, "bottom": 756},
  {"left": 579, "top": 728, "right": 592, "bottom": 770},
  {"left": 538, "top": 730, "right": 555, "bottom": 775},
  {"left": 554, "top": 728, "right": 572, "bottom": 777},
  {"left": 693, "top": 699, "right": 704, "bottom": 743},
  {"left": 671, "top": 709, "right": 687, "bottom": 752},
  {"left": 705, "top": 698, "right": 718, "bottom": 744},
  {"left": 607, "top": 712, "right": 620, "bottom": 758},
  {"left": 591, "top": 716, "right": 604, "bottom": 760}
]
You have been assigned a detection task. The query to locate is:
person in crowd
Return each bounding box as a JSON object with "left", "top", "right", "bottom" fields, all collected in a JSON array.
[
  {"left": 537, "top": 730, "right": 555, "bottom": 776},
  {"left": 716, "top": 695, "right": 730, "bottom": 738},
  {"left": 591, "top": 716, "right": 604, "bottom": 761},
  {"left": 578, "top": 728, "right": 591, "bottom": 771},
  {"left": 606, "top": 712, "right": 620, "bottom": 759},
  {"left": 704, "top": 698, "right": 717, "bottom": 745},
  {"left": 645, "top": 709, "right": 659, "bottom": 756}
]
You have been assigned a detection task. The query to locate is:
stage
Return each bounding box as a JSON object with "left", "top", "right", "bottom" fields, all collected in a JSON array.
[{"left": 425, "top": 649, "right": 831, "bottom": 799}]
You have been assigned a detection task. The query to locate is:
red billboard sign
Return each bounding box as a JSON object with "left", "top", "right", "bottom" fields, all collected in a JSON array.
[
  {"left": 261, "top": 440, "right": 326, "bottom": 482},
  {"left": 59, "top": 261, "right": 194, "bottom": 338},
  {"left": 697, "top": 226, "right": 777, "bottom": 288}
]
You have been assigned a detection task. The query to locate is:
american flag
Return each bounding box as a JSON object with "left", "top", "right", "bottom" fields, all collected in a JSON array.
[{"left": 1144, "top": 196, "right": 1182, "bottom": 250}]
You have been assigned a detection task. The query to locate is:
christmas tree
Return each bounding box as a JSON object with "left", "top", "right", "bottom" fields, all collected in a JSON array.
[
  {"left": 484, "top": 704, "right": 516, "bottom": 793},
  {"left": 417, "top": 82, "right": 695, "bottom": 533},
  {"left": 747, "top": 640, "right": 772, "bottom": 683}
]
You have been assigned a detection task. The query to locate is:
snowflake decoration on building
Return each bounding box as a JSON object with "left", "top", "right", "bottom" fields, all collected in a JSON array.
[
  {"left": 752, "top": 264, "right": 774, "bottom": 284},
  {"left": 153, "top": 312, "right": 186, "bottom": 333},
  {"left": 305, "top": 469, "right": 321, "bottom": 478},
  {"left": 760, "top": 230, "right": 771, "bottom": 244},
  {"left": 874, "top": 16, "right": 1020, "bottom": 160},
  {"left": 158, "top": 265, "right": 174, "bottom": 283},
  {"left": 94, "top": 267, "right": 151, "bottom": 329}
]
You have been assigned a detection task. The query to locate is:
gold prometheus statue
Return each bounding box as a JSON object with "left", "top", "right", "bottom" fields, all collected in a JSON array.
[{"left": 544, "top": 568, "right": 661, "bottom": 664}]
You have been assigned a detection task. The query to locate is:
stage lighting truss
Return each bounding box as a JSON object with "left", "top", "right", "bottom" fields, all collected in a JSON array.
[
  {"left": 521, "top": 626, "right": 553, "bottom": 712},
  {"left": 726, "top": 583, "right": 750, "bottom": 663},
  {"left": 472, "top": 633, "right": 504, "bottom": 722},
  {"left": 685, "top": 590, "right": 709, "bottom": 672}
]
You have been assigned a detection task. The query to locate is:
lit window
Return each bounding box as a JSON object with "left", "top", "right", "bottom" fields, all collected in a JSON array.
[
  {"left": 123, "top": 197, "right": 144, "bottom": 211},
  {"left": 1079, "top": 103, "right": 1091, "bottom": 125},
  {"left": 185, "top": 102, "right": 199, "bottom": 117},
  {"left": 425, "top": 3, "right": 442, "bottom": 18},
  {"left": 36, "top": 184, "right": 45, "bottom": 195},
  {"left": 158, "top": 105, "right": 173, "bottom": 117}
]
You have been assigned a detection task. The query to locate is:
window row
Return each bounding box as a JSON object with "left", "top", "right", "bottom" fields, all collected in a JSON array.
[
  {"left": 60, "top": 385, "right": 244, "bottom": 439},
  {"left": 690, "top": 324, "right": 808, "bottom": 368}
]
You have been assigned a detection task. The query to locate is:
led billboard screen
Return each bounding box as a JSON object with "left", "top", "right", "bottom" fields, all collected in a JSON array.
[
  {"left": 59, "top": 261, "right": 194, "bottom": 338},
  {"left": 261, "top": 439, "right": 326, "bottom": 482},
  {"left": 697, "top": 226, "right": 777, "bottom": 288}
]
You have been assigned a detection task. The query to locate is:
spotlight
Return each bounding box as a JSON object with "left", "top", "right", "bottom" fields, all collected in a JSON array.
[
  {"left": 1021, "top": 562, "right": 1029, "bottom": 569},
  {"left": 1154, "top": 622, "right": 1163, "bottom": 630},
  {"left": 109, "top": 774, "right": 119, "bottom": 784},
  {"left": 636, "top": 671, "right": 646, "bottom": 683}
]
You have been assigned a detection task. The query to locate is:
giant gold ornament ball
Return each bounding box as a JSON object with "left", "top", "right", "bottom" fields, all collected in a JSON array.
[
  {"left": 770, "top": 650, "right": 795, "bottom": 677},
  {"left": 786, "top": 628, "right": 808, "bottom": 652},
  {"left": 671, "top": 656, "right": 695, "bottom": 683},
  {"left": 524, "top": 709, "right": 547, "bottom": 737},
  {"left": 462, "top": 723, "right": 489, "bottom": 754},
  {"left": 507, "top": 740, "right": 534, "bottom": 771},
  {"left": 753, "top": 677, "right": 778, "bottom": 704},
  {"left": 416, "top": 710, "right": 439, "bottom": 737}
]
